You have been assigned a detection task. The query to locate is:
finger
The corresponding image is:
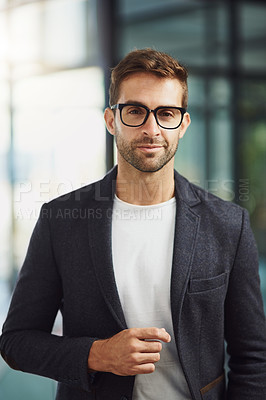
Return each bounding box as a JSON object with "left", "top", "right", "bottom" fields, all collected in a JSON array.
[
  {"left": 139, "top": 340, "right": 163, "bottom": 353},
  {"left": 134, "top": 327, "right": 171, "bottom": 343},
  {"left": 135, "top": 352, "right": 161, "bottom": 364},
  {"left": 132, "top": 363, "right": 156, "bottom": 375}
]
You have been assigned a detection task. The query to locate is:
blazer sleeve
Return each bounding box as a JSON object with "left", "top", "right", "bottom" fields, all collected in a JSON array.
[
  {"left": 0, "top": 203, "right": 97, "bottom": 394},
  {"left": 225, "top": 208, "right": 266, "bottom": 399}
]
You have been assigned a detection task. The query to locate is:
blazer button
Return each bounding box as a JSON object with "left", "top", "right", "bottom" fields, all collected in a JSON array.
[{"left": 120, "top": 396, "right": 128, "bottom": 400}]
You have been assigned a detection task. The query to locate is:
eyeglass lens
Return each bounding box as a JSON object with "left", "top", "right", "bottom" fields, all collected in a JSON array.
[{"left": 121, "top": 105, "right": 183, "bottom": 128}]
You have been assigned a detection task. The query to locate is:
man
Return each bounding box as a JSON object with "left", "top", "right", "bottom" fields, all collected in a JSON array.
[{"left": 1, "top": 49, "right": 266, "bottom": 400}]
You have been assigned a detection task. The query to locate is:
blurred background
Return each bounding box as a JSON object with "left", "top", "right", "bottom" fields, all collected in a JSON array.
[{"left": 0, "top": 0, "right": 266, "bottom": 398}]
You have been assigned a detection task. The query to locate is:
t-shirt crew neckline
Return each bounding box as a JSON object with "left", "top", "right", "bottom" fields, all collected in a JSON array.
[{"left": 114, "top": 194, "right": 176, "bottom": 209}]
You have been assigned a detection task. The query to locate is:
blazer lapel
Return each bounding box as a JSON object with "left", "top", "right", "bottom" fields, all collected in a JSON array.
[
  {"left": 171, "top": 172, "right": 201, "bottom": 341},
  {"left": 88, "top": 167, "right": 127, "bottom": 330}
]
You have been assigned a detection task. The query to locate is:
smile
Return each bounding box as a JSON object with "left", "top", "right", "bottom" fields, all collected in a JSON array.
[{"left": 136, "top": 145, "right": 164, "bottom": 153}]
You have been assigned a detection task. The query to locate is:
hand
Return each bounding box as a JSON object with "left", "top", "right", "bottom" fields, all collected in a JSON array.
[{"left": 88, "top": 327, "right": 171, "bottom": 376}]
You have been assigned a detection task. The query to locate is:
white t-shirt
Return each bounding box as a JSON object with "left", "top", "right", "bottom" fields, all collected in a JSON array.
[{"left": 112, "top": 195, "right": 191, "bottom": 400}]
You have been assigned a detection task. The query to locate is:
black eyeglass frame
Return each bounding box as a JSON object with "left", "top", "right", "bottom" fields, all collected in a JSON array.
[{"left": 111, "top": 103, "right": 187, "bottom": 130}]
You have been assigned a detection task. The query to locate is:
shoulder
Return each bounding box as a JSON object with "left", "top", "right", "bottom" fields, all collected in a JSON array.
[
  {"left": 42, "top": 166, "right": 118, "bottom": 214},
  {"left": 176, "top": 173, "right": 257, "bottom": 262},
  {"left": 175, "top": 171, "right": 248, "bottom": 233}
]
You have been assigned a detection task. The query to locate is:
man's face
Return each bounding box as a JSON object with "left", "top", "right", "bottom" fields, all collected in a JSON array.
[{"left": 105, "top": 72, "right": 190, "bottom": 173}]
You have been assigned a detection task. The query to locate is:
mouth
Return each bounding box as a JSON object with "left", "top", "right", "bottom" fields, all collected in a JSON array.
[{"left": 136, "top": 145, "right": 164, "bottom": 153}]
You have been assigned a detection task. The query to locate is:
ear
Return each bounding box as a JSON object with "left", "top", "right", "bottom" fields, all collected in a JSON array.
[
  {"left": 104, "top": 107, "right": 116, "bottom": 136},
  {"left": 178, "top": 112, "right": 191, "bottom": 139}
]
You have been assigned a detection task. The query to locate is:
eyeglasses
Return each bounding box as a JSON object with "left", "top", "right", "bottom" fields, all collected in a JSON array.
[{"left": 111, "top": 103, "right": 186, "bottom": 130}]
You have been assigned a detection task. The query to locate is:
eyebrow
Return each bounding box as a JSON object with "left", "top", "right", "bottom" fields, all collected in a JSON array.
[
  {"left": 124, "top": 100, "right": 146, "bottom": 106},
  {"left": 123, "top": 100, "right": 178, "bottom": 108}
]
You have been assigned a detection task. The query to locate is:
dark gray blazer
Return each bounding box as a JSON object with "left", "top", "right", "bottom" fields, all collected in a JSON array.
[{"left": 1, "top": 167, "right": 266, "bottom": 400}]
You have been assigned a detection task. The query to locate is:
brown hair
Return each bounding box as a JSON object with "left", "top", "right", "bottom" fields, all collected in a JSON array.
[{"left": 109, "top": 48, "right": 188, "bottom": 108}]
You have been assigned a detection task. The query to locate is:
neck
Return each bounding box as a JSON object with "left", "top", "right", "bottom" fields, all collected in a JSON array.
[{"left": 115, "top": 160, "right": 175, "bottom": 205}]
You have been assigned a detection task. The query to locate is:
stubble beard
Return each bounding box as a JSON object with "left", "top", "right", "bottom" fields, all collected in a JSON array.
[{"left": 114, "top": 126, "right": 179, "bottom": 173}]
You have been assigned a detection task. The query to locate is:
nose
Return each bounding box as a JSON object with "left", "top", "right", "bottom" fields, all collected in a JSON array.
[{"left": 142, "top": 111, "right": 161, "bottom": 137}]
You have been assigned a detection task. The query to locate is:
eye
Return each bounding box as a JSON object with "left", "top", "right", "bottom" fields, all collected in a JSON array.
[
  {"left": 126, "top": 106, "right": 145, "bottom": 115},
  {"left": 158, "top": 109, "right": 175, "bottom": 119}
]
